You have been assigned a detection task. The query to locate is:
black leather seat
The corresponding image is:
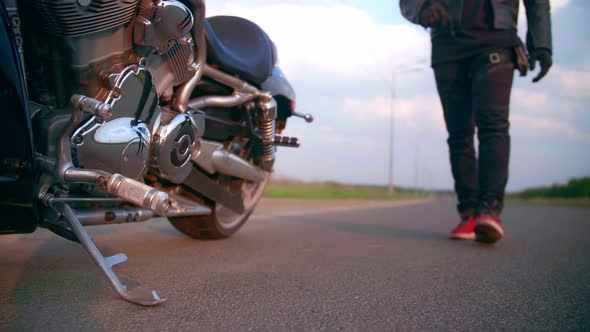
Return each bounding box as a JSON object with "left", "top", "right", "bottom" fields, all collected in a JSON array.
[{"left": 205, "top": 16, "right": 275, "bottom": 85}]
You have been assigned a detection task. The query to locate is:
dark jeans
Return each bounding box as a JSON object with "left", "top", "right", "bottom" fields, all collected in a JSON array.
[{"left": 433, "top": 49, "right": 515, "bottom": 215}]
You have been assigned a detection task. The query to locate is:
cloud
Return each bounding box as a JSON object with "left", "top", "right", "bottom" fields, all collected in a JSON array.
[
  {"left": 342, "top": 93, "right": 590, "bottom": 145},
  {"left": 550, "top": 0, "right": 571, "bottom": 10},
  {"left": 342, "top": 95, "right": 444, "bottom": 130},
  {"left": 207, "top": 3, "right": 430, "bottom": 79},
  {"left": 551, "top": 66, "right": 590, "bottom": 98},
  {"left": 511, "top": 86, "right": 582, "bottom": 118},
  {"left": 512, "top": 114, "right": 590, "bottom": 143},
  {"left": 512, "top": 89, "right": 549, "bottom": 109}
]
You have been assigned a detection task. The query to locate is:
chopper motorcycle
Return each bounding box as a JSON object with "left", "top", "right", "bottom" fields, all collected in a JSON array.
[{"left": 0, "top": 0, "right": 313, "bottom": 305}]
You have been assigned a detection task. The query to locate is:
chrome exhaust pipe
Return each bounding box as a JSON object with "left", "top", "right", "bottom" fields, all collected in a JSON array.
[
  {"left": 211, "top": 150, "right": 266, "bottom": 182},
  {"left": 76, "top": 208, "right": 154, "bottom": 226},
  {"left": 193, "top": 140, "right": 267, "bottom": 182}
]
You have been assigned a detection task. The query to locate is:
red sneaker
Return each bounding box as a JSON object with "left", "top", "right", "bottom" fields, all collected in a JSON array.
[
  {"left": 449, "top": 215, "right": 476, "bottom": 240},
  {"left": 474, "top": 214, "right": 504, "bottom": 243}
]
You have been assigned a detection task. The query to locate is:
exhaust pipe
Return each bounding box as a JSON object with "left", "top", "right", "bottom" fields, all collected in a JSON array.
[{"left": 193, "top": 140, "right": 266, "bottom": 182}]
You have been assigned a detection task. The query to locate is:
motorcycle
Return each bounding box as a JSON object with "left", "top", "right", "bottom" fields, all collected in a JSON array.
[{"left": 0, "top": 0, "right": 313, "bottom": 305}]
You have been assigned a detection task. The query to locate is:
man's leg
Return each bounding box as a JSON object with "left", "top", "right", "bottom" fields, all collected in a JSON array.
[
  {"left": 471, "top": 51, "right": 514, "bottom": 210},
  {"left": 434, "top": 61, "right": 478, "bottom": 217},
  {"left": 470, "top": 50, "right": 515, "bottom": 242}
]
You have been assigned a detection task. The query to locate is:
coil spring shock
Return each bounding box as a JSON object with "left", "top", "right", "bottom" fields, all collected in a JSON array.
[
  {"left": 259, "top": 120, "right": 275, "bottom": 156},
  {"left": 257, "top": 98, "right": 277, "bottom": 171}
]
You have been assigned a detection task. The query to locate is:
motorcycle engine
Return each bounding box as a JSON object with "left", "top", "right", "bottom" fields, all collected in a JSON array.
[{"left": 21, "top": 0, "right": 201, "bottom": 180}]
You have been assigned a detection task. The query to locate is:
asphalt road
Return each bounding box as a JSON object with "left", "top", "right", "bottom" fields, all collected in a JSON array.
[{"left": 1, "top": 198, "right": 589, "bottom": 331}]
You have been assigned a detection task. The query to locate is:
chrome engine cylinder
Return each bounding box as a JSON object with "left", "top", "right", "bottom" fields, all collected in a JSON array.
[{"left": 34, "top": 0, "right": 139, "bottom": 69}]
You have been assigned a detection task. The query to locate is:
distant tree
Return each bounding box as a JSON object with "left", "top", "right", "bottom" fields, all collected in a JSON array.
[{"left": 518, "top": 177, "right": 590, "bottom": 198}]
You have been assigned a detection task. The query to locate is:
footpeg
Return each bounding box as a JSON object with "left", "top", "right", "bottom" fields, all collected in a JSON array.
[
  {"left": 57, "top": 203, "right": 165, "bottom": 306},
  {"left": 70, "top": 94, "right": 112, "bottom": 121},
  {"left": 106, "top": 173, "right": 170, "bottom": 215},
  {"left": 274, "top": 135, "right": 300, "bottom": 148}
]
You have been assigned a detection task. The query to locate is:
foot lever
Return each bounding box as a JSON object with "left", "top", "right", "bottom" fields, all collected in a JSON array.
[
  {"left": 57, "top": 203, "right": 165, "bottom": 306},
  {"left": 292, "top": 110, "right": 314, "bottom": 123}
]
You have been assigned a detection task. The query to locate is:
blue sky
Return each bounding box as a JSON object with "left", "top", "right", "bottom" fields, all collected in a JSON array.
[{"left": 208, "top": 0, "right": 589, "bottom": 191}]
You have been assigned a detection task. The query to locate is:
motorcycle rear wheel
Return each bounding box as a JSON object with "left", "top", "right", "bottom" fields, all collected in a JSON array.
[{"left": 167, "top": 172, "right": 269, "bottom": 239}]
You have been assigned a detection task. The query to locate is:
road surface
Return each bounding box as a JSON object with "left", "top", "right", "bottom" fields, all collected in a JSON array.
[{"left": 1, "top": 199, "right": 589, "bottom": 330}]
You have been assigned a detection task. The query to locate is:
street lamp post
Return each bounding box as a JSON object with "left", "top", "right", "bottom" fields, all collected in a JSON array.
[
  {"left": 386, "top": 63, "right": 426, "bottom": 194},
  {"left": 388, "top": 79, "right": 396, "bottom": 194}
]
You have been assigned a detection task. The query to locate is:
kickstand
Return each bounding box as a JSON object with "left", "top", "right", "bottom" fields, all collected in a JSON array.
[{"left": 56, "top": 203, "right": 165, "bottom": 306}]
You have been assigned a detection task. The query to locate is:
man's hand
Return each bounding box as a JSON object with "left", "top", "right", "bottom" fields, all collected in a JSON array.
[
  {"left": 529, "top": 49, "right": 553, "bottom": 83},
  {"left": 419, "top": 2, "right": 451, "bottom": 28}
]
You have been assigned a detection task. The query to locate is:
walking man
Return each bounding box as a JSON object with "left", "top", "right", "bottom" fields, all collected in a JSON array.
[{"left": 399, "top": 0, "right": 553, "bottom": 243}]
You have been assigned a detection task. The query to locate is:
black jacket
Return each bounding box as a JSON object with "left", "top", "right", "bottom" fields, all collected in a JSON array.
[{"left": 399, "top": 0, "right": 552, "bottom": 54}]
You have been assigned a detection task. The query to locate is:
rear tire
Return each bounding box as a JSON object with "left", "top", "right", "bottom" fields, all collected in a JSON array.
[{"left": 168, "top": 173, "right": 269, "bottom": 239}]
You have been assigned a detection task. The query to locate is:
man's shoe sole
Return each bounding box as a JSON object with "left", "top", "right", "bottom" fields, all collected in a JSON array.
[
  {"left": 449, "top": 232, "right": 476, "bottom": 240},
  {"left": 474, "top": 218, "right": 504, "bottom": 243}
]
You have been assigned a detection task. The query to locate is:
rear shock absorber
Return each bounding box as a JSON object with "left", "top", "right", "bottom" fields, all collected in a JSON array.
[{"left": 257, "top": 97, "right": 277, "bottom": 171}]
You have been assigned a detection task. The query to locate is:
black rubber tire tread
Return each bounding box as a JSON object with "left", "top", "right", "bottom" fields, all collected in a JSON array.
[
  {"left": 168, "top": 206, "right": 256, "bottom": 239},
  {"left": 167, "top": 175, "right": 268, "bottom": 239}
]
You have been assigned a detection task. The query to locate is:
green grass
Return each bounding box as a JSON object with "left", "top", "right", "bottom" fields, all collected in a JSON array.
[
  {"left": 515, "top": 177, "right": 590, "bottom": 199},
  {"left": 263, "top": 177, "right": 590, "bottom": 206},
  {"left": 263, "top": 180, "right": 428, "bottom": 200},
  {"left": 507, "top": 197, "right": 590, "bottom": 208},
  {"left": 508, "top": 177, "right": 590, "bottom": 208}
]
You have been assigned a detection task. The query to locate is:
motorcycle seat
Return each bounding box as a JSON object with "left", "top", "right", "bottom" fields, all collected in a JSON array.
[{"left": 205, "top": 16, "right": 275, "bottom": 85}]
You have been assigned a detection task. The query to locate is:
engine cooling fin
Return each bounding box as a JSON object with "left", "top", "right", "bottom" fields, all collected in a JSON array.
[
  {"left": 167, "top": 40, "right": 196, "bottom": 86},
  {"left": 37, "top": 0, "right": 139, "bottom": 37}
]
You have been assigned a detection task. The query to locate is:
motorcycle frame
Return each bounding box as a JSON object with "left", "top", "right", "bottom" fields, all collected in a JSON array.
[
  {"left": 173, "top": 0, "right": 297, "bottom": 111},
  {"left": 173, "top": 0, "right": 274, "bottom": 112},
  {"left": 1, "top": 0, "right": 286, "bottom": 229},
  {"left": 0, "top": 0, "right": 309, "bottom": 306}
]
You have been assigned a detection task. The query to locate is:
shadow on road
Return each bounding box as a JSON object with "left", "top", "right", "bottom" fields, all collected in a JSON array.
[
  {"left": 146, "top": 219, "right": 184, "bottom": 237},
  {"left": 1, "top": 234, "right": 105, "bottom": 331}
]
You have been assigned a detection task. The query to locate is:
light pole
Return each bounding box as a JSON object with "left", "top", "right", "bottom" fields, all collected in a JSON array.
[
  {"left": 387, "top": 63, "right": 426, "bottom": 194},
  {"left": 388, "top": 80, "right": 396, "bottom": 193}
]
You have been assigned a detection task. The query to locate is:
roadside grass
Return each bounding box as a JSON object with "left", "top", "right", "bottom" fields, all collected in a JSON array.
[
  {"left": 508, "top": 177, "right": 590, "bottom": 208},
  {"left": 507, "top": 197, "right": 590, "bottom": 208},
  {"left": 263, "top": 177, "right": 590, "bottom": 206},
  {"left": 263, "top": 180, "right": 429, "bottom": 200}
]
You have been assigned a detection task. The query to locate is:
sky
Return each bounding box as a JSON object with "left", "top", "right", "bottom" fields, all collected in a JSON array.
[{"left": 207, "top": 0, "right": 590, "bottom": 191}]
